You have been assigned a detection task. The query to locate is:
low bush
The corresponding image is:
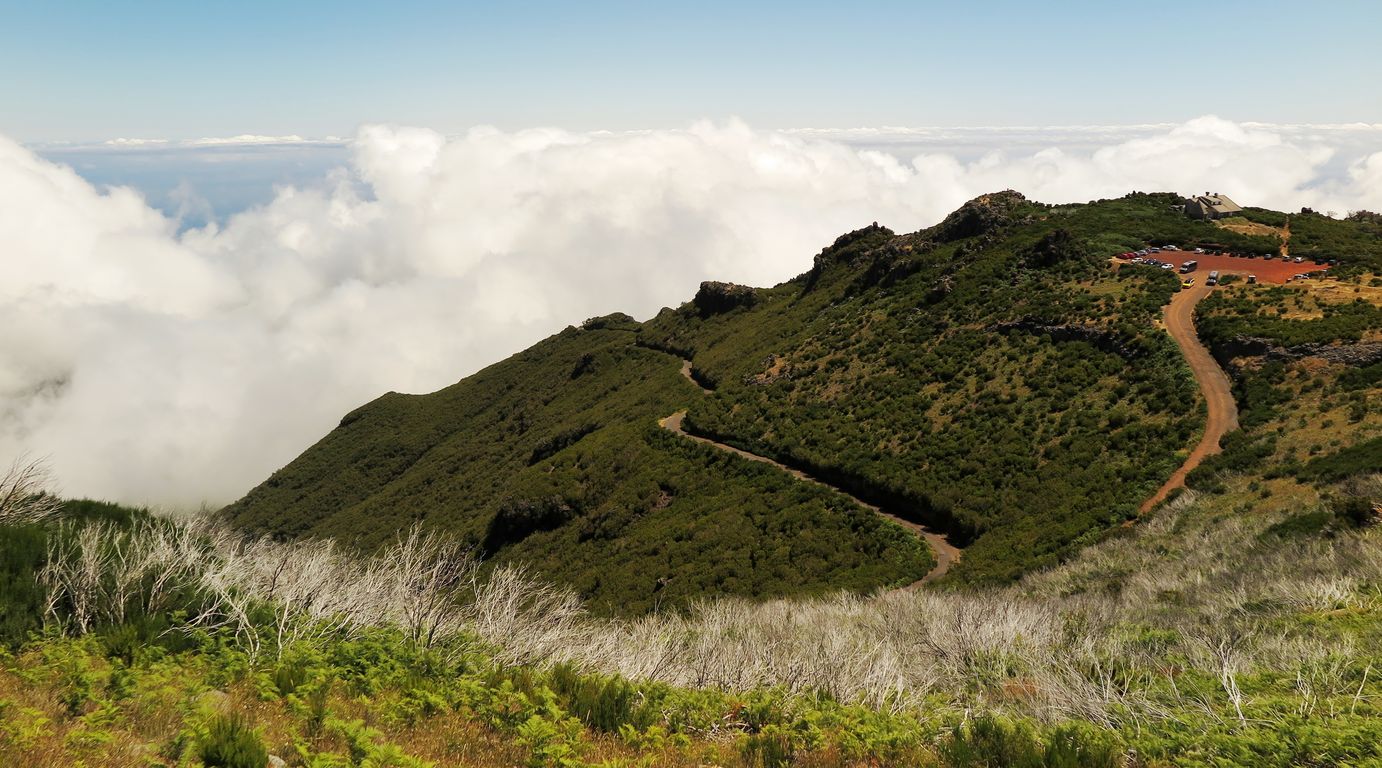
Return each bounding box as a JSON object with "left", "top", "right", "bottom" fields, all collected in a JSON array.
[
  {"left": 199, "top": 713, "right": 268, "bottom": 768},
  {"left": 1296, "top": 436, "right": 1382, "bottom": 483}
]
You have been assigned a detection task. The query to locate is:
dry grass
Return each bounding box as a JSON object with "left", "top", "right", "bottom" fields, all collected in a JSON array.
[
  {"left": 0, "top": 458, "right": 63, "bottom": 525},
  {"left": 1216, "top": 219, "right": 1286, "bottom": 240},
  {"left": 21, "top": 476, "right": 1382, "bottom": 742},
  {"left": 1287, "top": 275, "right": 1382, "bottom": 307},
  {"left": 1246, "top": 360, "right": 1382, "bottom": 466},
  {"left": 547, "top": 483, "right": 1382, "bottom": 721}
]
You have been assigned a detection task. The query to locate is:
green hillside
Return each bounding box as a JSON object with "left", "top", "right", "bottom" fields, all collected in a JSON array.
[
  {"left": 225, "top": 191, "right": 1381, "bottom": 606},
  {"left": 223, "top": 315, "right": 930, "bottom": 615}
]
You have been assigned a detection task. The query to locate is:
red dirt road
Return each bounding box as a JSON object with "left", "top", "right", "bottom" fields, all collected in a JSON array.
[{"left": 1138, "top": 281, "right": 1240, "bottom": 514}]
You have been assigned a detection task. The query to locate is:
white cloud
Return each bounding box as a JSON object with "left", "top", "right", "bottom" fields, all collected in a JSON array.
[
  {"left": 187, "top": 134, "right": 311, "bottom": 146},
  {"left": 1, "top": 116, "right": 1379, "bottom": 508},
  {"left": 103, "top": 137, "right": 169, "bottom": 147}
]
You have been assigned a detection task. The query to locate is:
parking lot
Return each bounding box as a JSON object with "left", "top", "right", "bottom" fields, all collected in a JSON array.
[
  {"left": 1116, "top": 248, "right": 1331, "bottom": 285},
  {"left": 1181, "top": 252, "right": 1328, "bottom": 285}
]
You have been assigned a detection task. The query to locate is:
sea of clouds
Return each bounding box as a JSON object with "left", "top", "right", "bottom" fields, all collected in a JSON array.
[{"left": 3, "top": 116, "right": 1380, "bottom": 508}]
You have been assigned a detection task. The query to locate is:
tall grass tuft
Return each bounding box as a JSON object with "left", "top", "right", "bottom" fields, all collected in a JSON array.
[{"left": 198, "top": 713, "right": 269, "bottom": 768}]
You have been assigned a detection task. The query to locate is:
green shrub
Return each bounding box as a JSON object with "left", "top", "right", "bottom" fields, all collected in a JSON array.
[
  {"left": 1332, "top": 494, "right": 1379, "bottom": 529},
  {"left": 548, "top": 664, "right": 645, "bottom": 733},
  {"left": 0, "top": 523, "right": 50, "bottom": 648},
  {"left": 739, "top": 726, "right": 797, "bottom": 768},
  {"left": 199, "top": 713, "right": 269, "bottom": 768},
  {"left": 273, "top": 658, "right": 310, "bottom": 697},
  {"left": 1186, "top": 432, "right": 1277, "bottom": 492},
  {"left": 1296, "top": 437, "right": 1382, "bottom": 483},
  {"left": 1041, "top": 723, "right": 1121, "bottom": 768},
  {"left": 940, "top": 715, "right": 1044, "bottom": 768},
  {"left": 938, "top": 716, "right": 1120, "bottom": 768},
  {"left": 1337, "top": 361, "right": 1382, "bottom": 392},
  {"left": 98, "top": 623, "right": 144, "bottom": 666},
  {"left": 1261, "top": 510, "right": 1334, "bottom": 539},
  {"left": 305, "top": 680, "right": 331, "bottom": 737}
]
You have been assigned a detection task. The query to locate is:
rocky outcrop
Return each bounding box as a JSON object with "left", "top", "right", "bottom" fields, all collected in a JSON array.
[
  {"left": 928, "top": 190, "right": 1030, "bottom": 243},
  {"left": 804, "top": 223, "right": 898, "bottom": 287},
  {"left": 693, "top": 281, "right": 759, "bottom": 317},
  {"left": 1021, "top": 228, "right": 1087, "bottom": 268},
  {"left": 1211, "top": 337, "right": 1382, "bottom": 367},
  {"left": 580, "top": 312, "right": 638, "bottom": 331},
  {"left": 801, "top": 194, "right": 1033, "bottom": 295},
  {"left": 993, "top": 319, "right": 1134, "bottom": 357}
]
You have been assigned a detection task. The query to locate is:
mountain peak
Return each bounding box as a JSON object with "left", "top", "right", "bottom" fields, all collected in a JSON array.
[{"left": 925, "top": 189, "right": 1031, "bottom": 243}]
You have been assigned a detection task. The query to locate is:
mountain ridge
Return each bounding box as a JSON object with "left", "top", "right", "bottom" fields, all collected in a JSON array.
[{"left": 224, "top": 190, "right": 1382, "bottom": 611}]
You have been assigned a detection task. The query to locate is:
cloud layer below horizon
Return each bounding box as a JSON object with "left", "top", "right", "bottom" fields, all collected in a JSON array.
[{"left": 2, "top": 116, "right": 1380, "bottom": 509}]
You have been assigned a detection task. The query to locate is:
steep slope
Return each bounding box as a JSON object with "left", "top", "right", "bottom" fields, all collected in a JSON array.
[
  {"left": 227, "top": 191, "right": 1381, "bottom": 605},
  {"left": 224, "top": 315, "right": 931, "bottom": 614}
]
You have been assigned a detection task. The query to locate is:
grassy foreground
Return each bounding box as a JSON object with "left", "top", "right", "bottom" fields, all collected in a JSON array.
[
  {"left": 4, "top": 474, "right": 1382, "bottom": 767},
  {"left": 2, "top": 628, "right": 1125, "bottom": 768}
]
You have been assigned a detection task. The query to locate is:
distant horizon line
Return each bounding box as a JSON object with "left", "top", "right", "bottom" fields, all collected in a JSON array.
[{"left": 25, "top": 118, "right": 1382, "bottom": 152}]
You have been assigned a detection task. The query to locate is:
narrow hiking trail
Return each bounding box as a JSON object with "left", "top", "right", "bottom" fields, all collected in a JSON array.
[
  {"left": 1139, "top": 280, "right": 1240, "bottom": 514},
  {"left": 660, "top": 360, "right": 961, "bottom": 588}
]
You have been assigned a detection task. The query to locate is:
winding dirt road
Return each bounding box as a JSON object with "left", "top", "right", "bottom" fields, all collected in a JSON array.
[
  {"left": 1138, "top": 280, "right": 1240, "bottom": 514},
  {"left": 660, "top": 361, "right": 961, "bottom": 587}
]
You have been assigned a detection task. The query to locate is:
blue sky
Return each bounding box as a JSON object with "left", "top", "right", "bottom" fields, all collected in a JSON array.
[{"left": 4, "top": 0, "right": 1381, "bottom": 143}]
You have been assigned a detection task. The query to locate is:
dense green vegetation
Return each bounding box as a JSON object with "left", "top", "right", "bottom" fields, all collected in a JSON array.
[
  {"left": 225, "top": 319, "right": 929, "bottom": 615},
  {"left": 1288, "top": 209, "right": 1382, "bottom": 273},
  {"left": 0, "top": 500, "right": 155, "bottom": 648},
  {"left": 641, "top": 193, "right": 1205, "bottom": 583},
  {"left": 1062, "top": 193, "right": 1281, "bottom": 255},
  {"left": 1196, "top": 287, "right": 1382, "bottom": 347},
  {"left": 1238, "top": 206, "right": 1290, "bottom": 228},
  {"left": 1188, "top": 271, "right": 1381, "bottom": 498}
]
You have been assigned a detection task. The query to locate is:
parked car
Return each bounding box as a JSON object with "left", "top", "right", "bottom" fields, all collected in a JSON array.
[
  {"left": 1207, "top": 271, "right": 1220, "bottom": 286},
  {"left": 1193, "top": 247, "right": 1205, "bottom": 254},
  {"left": 1247, "top": 275, "right": 1257, "bottom": 284},
  {"left": 1163, "top": 244, "right": 1179, "bottom": 251},
  {"left": 1181, "top": 277, "right": 1196, "bottom": 288},
  {"left": 1161, "top": 263, "right": 1174, "bottom": 270},
  {"left": 1180, "top": 260, "right": 1198, "bottom": 273},
  {"left": 1293, "top": 256, "right": 1304, "bottom": 263}
]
